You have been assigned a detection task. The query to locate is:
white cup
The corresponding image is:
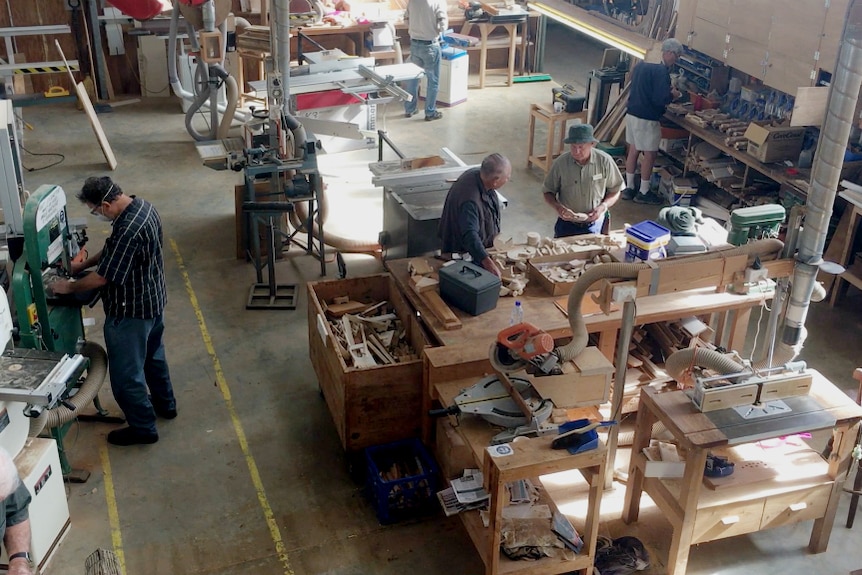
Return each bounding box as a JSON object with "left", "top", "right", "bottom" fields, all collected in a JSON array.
[{"left": 553, "top": 101, "right": 564, "bottom": 113}]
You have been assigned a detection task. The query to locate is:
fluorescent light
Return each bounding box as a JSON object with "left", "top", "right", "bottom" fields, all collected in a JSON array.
[{"left": 527, "top": 2, "right": 650, "bottom": 60}]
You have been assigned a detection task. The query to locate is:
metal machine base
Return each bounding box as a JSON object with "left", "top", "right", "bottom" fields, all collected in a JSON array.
[{"left": 246, "top": 283, "right": 298, "bottom": 310}]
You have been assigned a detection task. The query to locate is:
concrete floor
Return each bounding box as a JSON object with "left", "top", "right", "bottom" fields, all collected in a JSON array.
[{"left": 11, "top": 24, "right": 862, "bottom": 575}]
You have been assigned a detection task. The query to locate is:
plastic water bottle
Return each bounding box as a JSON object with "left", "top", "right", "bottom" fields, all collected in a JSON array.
[{"left": 510, "top": 300, "right": 524, "bottom": 326}]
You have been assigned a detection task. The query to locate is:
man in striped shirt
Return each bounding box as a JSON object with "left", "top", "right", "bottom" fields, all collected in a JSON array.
[{"left": 52, "top": 177, "right": 177, "bottom": 446}]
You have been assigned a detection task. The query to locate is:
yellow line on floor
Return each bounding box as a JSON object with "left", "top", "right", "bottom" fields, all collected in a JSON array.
[
  {"left": 99, "top": 444, "right": 126, "bottom": 575},
  {"left": 170, "top": 239, "right": 293, "bottom": 575}
]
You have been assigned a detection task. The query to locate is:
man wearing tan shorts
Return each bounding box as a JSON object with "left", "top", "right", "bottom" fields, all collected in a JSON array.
[{"left": 621, "top": 38, "right": 683, "bottom": 205}]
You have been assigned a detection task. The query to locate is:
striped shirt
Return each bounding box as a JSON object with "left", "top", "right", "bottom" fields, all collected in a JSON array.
[{"left": 97, "top": 197, "right": 167, "bottom": 319}]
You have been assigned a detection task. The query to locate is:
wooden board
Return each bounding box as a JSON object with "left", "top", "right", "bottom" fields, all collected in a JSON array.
[
  {"left": 572, "top": 346, "right": 614, "bottom": 377},
  {"left": 419, "top": 290, "right": 462, "bottom": 330},
  {"left": 56, "top": 39, "right": 117, "bottom": 170},
  {"left": 74, "top": 81, "right": 118, "bottom": 170},
  {"left": 554, "top": 294, "right": 618, "bottom": 317},
  {"left": 635, "top": 254, "right": 747, "bottom": 297}
]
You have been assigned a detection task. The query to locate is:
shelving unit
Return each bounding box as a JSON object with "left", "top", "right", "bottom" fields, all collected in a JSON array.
[
  {"left": 677, "top": 48, "right": 729, "bottom": 95},
  {"left": 435, "top": 378, "right": 607, "bottom": 575}
]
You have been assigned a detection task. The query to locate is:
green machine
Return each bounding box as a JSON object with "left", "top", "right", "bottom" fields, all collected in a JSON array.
[
  {"left": 8, "top": 184, "right": 114, "bottom": 482},
  {"left": 728, "top": 204, "right": 787, "bottom": 246}
]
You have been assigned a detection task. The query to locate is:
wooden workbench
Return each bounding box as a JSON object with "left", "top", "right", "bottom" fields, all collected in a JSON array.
[
  {"left": 621, "top": 370, "right": 862, "bottom": 575},
  {"left": 385, "top": 256, "right": 773, "bottom": 360},
  {"left": 435, "top": 377, "right": 607, "bottom": 575}
]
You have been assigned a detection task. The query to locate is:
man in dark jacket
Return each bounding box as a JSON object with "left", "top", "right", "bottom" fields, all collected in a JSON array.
[
  {"left": 621, "top": 38, "right": 683, "bottom": 205},
  {"left": 438, "top": 154, "right": 511, "bottom": 277}
]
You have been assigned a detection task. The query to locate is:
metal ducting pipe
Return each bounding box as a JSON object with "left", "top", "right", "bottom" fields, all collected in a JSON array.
[
  {"left": 167, "top": 1, "right": 250, "bottom": 139},
  {"left": 29, "top": 342, "right": 108, "bottom": 437},
  {"left": 554, "top": 239, "right": 785, "bottom": 362},
  {"left": 783, "top": 2, "right": 862, "bottom": 345}
]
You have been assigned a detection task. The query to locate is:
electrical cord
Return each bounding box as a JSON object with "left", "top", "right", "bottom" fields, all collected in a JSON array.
[{"left": 20, "top": 145, "right": 65, "bottom": 171}]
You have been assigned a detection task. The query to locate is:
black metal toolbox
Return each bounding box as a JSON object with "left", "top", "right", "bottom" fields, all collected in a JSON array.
[{"left": 438, "top": 262, "right": 501, "bottom": 316}]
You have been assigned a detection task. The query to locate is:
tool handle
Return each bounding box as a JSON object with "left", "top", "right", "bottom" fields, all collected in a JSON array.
[{"left": 428, "top": 405, "right": 460, "bottom": 417}]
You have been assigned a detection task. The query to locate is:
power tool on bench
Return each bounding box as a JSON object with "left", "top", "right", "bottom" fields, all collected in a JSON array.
[{"left": 488, "top": 322, "right": 560, "bottom": 375}]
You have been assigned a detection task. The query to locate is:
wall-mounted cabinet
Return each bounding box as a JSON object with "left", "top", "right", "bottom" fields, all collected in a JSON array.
[{"left": 676, "top": 0, "right": 848, "bottom": 96}]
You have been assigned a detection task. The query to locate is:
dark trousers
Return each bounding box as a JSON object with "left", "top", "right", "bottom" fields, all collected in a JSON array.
[
  {"left": 104, "top": 313, "right": 175, "bottom": 433},
  {"left": 554, "top": 216, "right": 605, "bottom": 238}
]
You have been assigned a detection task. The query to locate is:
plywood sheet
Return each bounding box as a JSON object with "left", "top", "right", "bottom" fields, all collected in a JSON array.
[
  {"left": 689, "top": 18, "right": 728, "bottom": 63},
  {"left": 726, "top": 34, "right": 768, "bottom": 80},
  {"left": 694, "top": 0, "right": 731, "bottom": 27},
  {"left": 768, "top": 0, "right": 825, "bottom": 64},
  {"left": 765, "top": 51, "right": 816, "bottom": 97},
  {"left": 727, "top": 0, "right": 771, "bottom": 43},
  {"left": 791, "top": 87, "right": 828, "bottom": 127},
  {"left": 817, "top": 0, "right": 850, "bottom": 75}
]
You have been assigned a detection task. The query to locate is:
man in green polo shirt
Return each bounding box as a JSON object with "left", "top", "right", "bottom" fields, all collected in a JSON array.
[{"left": 542, "top": 124, "right": 623, "bottom": 237}]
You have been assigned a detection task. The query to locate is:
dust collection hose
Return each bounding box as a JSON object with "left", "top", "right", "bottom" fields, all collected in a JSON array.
[
  {"left": 555, "top": 238, "right": 785, "bottom": 363},
  {"left": 28, "top": 341, "right": 108, "bottom": 437}
]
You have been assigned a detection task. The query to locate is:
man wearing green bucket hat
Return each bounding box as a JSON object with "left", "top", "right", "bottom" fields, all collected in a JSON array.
[{"left": 542, "top": 123, "right": 623, "bottom": 237}]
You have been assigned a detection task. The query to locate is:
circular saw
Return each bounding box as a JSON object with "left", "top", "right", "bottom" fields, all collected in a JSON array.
[
  {"left": 450, "top": 374, "right": 553, "bottom": 429},
  {"left": 489, "top": 322, "right": 558, "bottom": 374}
]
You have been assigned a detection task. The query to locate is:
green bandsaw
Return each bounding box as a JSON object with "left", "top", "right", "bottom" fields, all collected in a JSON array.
[{"left": 6, "top": 184, "right": 117, "bottom": 482}]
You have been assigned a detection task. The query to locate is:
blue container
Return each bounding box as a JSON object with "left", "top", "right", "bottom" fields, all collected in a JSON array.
[
  {"left": 365, "top": 438, "right": 439, "bottom": 524},
  {"left": 441, "top": 46, "right": 467, "bottom": 60},
  {"left": 625, "top": 220, "right": 671, "bottom": 262}
]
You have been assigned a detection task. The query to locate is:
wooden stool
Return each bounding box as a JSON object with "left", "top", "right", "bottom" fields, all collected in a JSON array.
[{"left": 526, "top": 102, "right": 588, "bottom": 174}]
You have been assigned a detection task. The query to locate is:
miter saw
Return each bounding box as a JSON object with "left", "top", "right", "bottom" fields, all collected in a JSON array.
[
  {"left": 489, "top": 322, "right": 560, "bottom": 375},
  {"left": 432, "top": 373, "right": 557, "bottom": 444},
  {"left": 431, "top": 323, "right": 564, "bottom": 444}
]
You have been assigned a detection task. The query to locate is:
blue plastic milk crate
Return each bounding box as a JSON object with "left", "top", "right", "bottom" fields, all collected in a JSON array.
[
  {"left": 365, "top": 438, "right": 439, "bottom": 524},
  {"left": 625, "top": 220, "right": 671, "bottom": 262}
]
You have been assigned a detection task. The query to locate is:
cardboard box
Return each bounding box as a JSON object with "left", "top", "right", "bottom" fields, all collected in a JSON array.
[
  {"left": 527, "top": 248, "right": 612, "bottom": 296},
  {"left": 744, "top": 123, "right": 805, "bottom": 163},
  {"left": 659, "top": 138, "right": 688, "bottom": 154}
]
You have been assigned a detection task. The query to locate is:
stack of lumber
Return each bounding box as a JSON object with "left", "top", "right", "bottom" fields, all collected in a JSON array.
[
  {"left": 324, "top": 299, "right": 418, "bottom": 368},
  {"left": 593, "top": 83, "right": 630, "bottom": 144},
  {"left": 236, "top": 26, "right": 271, "bottom": 52}
]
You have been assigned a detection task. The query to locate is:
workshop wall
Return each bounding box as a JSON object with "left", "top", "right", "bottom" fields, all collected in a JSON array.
[{"left": 2, "top": 0, "right": 141, "bottom": 98}]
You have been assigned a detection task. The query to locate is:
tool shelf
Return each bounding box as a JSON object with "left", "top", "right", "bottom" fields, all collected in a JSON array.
[{"left": 434, "top": 378, "right": 607, "bottom": 575}]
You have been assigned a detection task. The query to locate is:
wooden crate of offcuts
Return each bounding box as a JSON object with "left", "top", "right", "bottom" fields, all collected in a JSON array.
[{"left": 307, "top": 273, "right": 431, "bottom": 452}]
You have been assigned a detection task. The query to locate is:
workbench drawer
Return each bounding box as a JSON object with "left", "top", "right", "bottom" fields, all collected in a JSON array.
[
  {"left": 307, "top": 274, "right": 432, "bottom": 452},
  {"left": 692, "top": 499, "right": 765, "bottom": 544},
  {"left": 760, "top": 484, "right": 831, "bottom": 530}
]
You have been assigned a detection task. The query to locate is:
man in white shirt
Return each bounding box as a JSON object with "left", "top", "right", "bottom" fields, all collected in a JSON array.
[{"left": 403, "top": 0, "right": 447, "bottom": 121}]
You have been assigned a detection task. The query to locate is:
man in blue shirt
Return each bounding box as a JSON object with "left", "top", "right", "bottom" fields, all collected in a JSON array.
[
  {"left": 438, "top": 154, "right": 511, "bottom": 276},
  {"left": 53, "top": 177, "right": 177, "bottom": 447},
  {"left": 621, "top": 38, "right": 683, "bottom": 205}
]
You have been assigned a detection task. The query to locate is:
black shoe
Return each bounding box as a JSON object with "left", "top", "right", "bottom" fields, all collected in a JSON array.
[
  {"left": 154, "top": 405, "right": 178, "bottom": 420},
  {"left": 424, "top": 111, "right": 443, "bottom": 121},
  {"left": 107, "top": 427, "right": 158, "bottom": 446},
  {"left": 405, "top": 110, "right": 417, "bottom": 118},
  {"left": 633, "top": 191, "right": 665, "bottom": 205},
  {"left": 621, "top": 187, "right": 637, "bottom": 201}
]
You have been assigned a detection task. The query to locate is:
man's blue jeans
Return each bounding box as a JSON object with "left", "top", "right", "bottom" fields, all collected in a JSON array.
[
  {"left": 405, "top": 40, "right": 441, "bottom": 116},
  {"left": 104, "top": 313, "right": 175, "bottom": 434}
]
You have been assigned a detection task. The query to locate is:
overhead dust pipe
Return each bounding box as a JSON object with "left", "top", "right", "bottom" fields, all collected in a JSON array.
[
  {"left": 167, "top": 0, "right": 248, "bottom": 140},
  {"left": 783, "top": 0, "right": 862, "bottom": 346}
]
